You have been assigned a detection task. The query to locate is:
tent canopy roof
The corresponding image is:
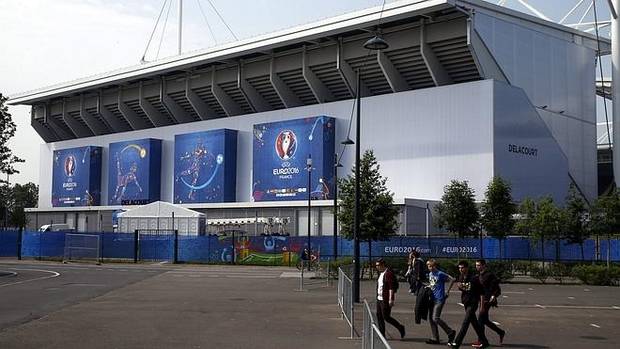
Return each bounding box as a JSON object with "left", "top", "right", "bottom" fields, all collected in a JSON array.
[{"left": 118, "top": 201, "right": 204, "bottom": 218}]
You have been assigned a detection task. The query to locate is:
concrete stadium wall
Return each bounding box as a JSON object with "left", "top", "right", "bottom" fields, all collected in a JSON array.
[{"left": 36, "top": 79, "right": 582, "bottom": 209}]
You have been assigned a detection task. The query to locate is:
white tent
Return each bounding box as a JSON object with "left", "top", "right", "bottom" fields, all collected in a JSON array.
[{"left": 117, "top": 201, "right": 205, "bottom": 235}]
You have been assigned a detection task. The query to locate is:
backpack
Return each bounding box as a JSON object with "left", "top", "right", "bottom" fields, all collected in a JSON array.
[{"left": 387, "top": 268, "right": 399, "bottom": 293}]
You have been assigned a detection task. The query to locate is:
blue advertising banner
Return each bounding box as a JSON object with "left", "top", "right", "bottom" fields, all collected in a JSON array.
[
  {"left": 174, "top": 129, "right": 237, "bottom": 203},
  {"left": 252, "top": 116, "right": 335, "bottom": 201},
  {"left": 52, "top": 146, "right": 102, "bottom": 207},
  {"left": 108, "top": 138, "right": 162, "bottom": 205}
]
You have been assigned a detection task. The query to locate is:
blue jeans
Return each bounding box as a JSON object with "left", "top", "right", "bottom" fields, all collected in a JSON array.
[{"left": 429, "top": 300, "right": 454, "bottom": 341}]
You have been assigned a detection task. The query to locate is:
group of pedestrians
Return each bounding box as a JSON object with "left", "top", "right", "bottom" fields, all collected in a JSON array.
[{"left": 374, "top": 252, "right": 505, "bottom": 348}]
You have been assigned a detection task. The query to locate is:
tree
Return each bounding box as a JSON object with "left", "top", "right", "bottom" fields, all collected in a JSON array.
[
  {"left": 338, "top": 150, "right": 399, "bottom": 273},
  {"left": 435, "top": 180, "right": 479, "bottom": 238},
  {"left": 0, "top": 93, "right": 25, "bottom": 182},
  {"left": 480, "top": 177, "right": 516, "bottom": 260},
  {"left": 531, "top": 197, "right": 563, "bottom": 265},
  {"left": 563, "top": 184, "right": 588, "bottom": 261},
  {"left": 588, "top": 190, "right": 620, "bottom": 267},
  {"left": 9, "top": 183, "right": 38, "bottom": 228}
]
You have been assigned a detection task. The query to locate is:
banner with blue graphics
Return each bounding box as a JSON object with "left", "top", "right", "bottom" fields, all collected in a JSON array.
[
  {"left": 252, "top": 116, "right": 335, "bottom": 201},
  {"left": 51, "top": 146, "right": 102, "bottom": 207},
  {"left": 107, "top": 138, "right": 162, "bottom": 205},
  {"left": 174, "top": 129, "right": 237, "bottom": 203}
]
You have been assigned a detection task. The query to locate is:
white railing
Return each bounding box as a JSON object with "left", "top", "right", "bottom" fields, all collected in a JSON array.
[
  {"left": 362, "top": 299, "right": 392, "bottom": 349},
  {"left": 337, "top": 266, "right": 355, "bottom": 338}
]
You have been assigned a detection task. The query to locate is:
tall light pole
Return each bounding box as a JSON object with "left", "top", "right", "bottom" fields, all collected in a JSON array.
[
  {"left": 307, "top": 155, "right": 313, "bottom": 259},
  {"left": 351, "top": 34, "right": 389, "bottom": 303},
  {"left": 611, "top": 0, "right": 620, "bottom": 187},
  {"left": 333, "top": 155, "right": 343, "bottom": 260}
]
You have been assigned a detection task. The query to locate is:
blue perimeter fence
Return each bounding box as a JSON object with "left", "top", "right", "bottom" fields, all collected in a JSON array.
[{"left": 0, "top": 229, "right": 619, "bottom": 264}]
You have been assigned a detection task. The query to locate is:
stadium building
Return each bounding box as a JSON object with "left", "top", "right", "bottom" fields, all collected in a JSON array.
[{"left": 9, "top": 0, "right": 608, "bottom": 236}]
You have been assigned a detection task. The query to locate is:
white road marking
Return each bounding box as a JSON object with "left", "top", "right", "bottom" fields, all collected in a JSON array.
[
  {"left": 502, "top": 304, "right": 617, "bottom": 310},
  {"left": 457, "top": 302, "right": 464, "bottom": 307},
  {"left": 613, "top": 306, "right": 619, "bottom": 309},
  {"left": 0, "top": 269, "right": 60, "bottom": 288},
  {"left": 584, "top": 288, "right": 591, "bottom": 292},
  {"left": 492, "top": 321, "right": 502, "bottom": 326},
  {"left": 502, "top": 295, "right": 508, "bottom": 298},
  {"left": 568, "top": 296, "right": 575, "bottom": 300},
  {"left": 528, "top": 288, "right": 534, "bottom": 291},
  {"left": 590, "top": 323, "right": 601, "bottom": 328}
]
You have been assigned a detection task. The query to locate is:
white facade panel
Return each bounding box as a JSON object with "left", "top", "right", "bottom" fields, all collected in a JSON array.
[
  {"left": 39, "top": 81, "right": 497, "bottom": 208},
  {"left": 475, "top": 13, "right": 597, "bottom": 201},
  {"left": 492, "top": 81, "right": 569, "bottom": 203}
]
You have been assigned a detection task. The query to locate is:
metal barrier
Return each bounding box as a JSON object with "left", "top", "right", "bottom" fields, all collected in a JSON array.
[
  {"left": 362, "top": 299, "right": 392, "bottom": 349},
  {"left": 337, "top": 266, "right": 355, "bottom": 338}
]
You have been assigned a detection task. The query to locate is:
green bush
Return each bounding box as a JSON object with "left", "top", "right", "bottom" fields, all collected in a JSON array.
[
  {"left": 530, "top": 264, "right": 549, "bottom": 284},
  {"left": 572, "top": 265, "right": 620, "bottom": 286},
  {"left": 511, "top": 260, "right": 531, "bottom": 275},
  {"left": 488, "top": 261, "right": 514, "bottom": 282},
  {"left": 547, "top": 263, "right": 572, "bottom": 284}
]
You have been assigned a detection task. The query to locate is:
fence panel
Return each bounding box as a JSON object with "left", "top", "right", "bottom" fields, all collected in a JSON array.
[{"left": 0, "top": 230, "right": 19, "bottom": 257}]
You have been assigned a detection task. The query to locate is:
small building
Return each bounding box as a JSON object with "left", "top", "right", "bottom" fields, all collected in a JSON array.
[{"left": 118, "top": 201, "right": 205, "bottom": 235}]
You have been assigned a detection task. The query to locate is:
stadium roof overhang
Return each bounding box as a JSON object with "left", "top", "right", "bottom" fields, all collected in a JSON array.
[{"left": 9, "top": 0, "right": 610, "bottom": 143}]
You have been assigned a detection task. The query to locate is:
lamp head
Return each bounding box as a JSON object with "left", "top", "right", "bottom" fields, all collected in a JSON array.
[
  {"left": 341, "top": 138, "right": 354, "bottom": 145},
  {"left": 363, "top": 35, "right": 389, "bottom": 50}
]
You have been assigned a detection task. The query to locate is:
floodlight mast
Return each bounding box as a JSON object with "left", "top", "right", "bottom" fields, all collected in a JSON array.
[{"left": 612, "top": 0, "right": 620, "bottom": 188}]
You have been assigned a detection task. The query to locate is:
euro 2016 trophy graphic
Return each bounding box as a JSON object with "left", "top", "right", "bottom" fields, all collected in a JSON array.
[
  {"left": 111, "top": 145, "right": 147, "bottom": 204},
  {"left": 253, "top": 116, "right": 335, "bottom": 201},
  {"left": 52, "top": 146, "right": 102, "bottom": 207}
]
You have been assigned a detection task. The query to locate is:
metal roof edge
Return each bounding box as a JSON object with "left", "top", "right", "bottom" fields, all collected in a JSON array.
[{"left": 8, "top": 0, "right": 451, "bottom": 105}]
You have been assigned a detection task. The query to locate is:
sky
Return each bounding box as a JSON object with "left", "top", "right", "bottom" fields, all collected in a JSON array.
[{"left": 0, "top": 0, "right": 613, "bottom": 185}]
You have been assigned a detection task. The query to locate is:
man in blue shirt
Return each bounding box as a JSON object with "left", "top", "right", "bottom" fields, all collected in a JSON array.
[{"left": 425, "top": 259, "right": 456, "bottom": 344}]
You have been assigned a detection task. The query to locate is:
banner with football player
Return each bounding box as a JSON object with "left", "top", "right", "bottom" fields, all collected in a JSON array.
[
  {"left": 107, "top": 138, "right": 162, "bottom": 205},
  {"left": 173, "top": 129, "right": 237, "bottom": 204},
  {"left": 252, "top": 116, "right": 335, "bottom": 201}
]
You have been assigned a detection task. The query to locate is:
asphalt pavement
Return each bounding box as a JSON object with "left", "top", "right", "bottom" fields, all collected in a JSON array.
[{"left": 1, "top": 260, "right": 619, "bottom": 349}]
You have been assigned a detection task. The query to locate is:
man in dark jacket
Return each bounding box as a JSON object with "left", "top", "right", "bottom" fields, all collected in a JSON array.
[
  {"left": 448, "top": 261, "right": 489, "bottom": 349},
  {"left": 375, "top": 258, "right": 406, "bottom": 339},
  {"left": 406, "top": 250, "right": 426, "bottom": 295},
  {"left": 475, "top": 259, "right": 505, "bottom": 347}
]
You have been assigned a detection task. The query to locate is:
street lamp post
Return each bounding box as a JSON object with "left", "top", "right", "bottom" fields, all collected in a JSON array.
[
  {"left": 351, "top": 34, "right": 389, "bottom": 303},
  {"left": 333, "top": 155, "right": 342, "bottom": 260},
  {"left": 307, "top": 155, "right": 313, "bottom": 261}
]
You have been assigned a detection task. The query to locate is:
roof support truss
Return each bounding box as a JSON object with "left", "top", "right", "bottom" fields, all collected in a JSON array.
[
  {"left": 211, "top": 67, "right": 244, "bottom": 116},
  {"left": 80, "top": 95, "right": 108, "bottom": 135},
  {"left": 185, "top": 73, "right": 218, "bottom": 120},
  {"left": 302, "top": 46, "right": 335, "bottom": 103},
  {"left": 31, "top": 106, "right": 57, "bottom": 142},
  {"left": 98, "top": 92, "right": 131, "bottom": 132},
  {"left": 337, "top": 38, "right": 370, "bottom": 98},
  {"left": 63, "top": 99, "right": 93, "bottom": 138},
  {"left": 269, "top": 57, "right": 303, "bottom": 108},
  {"left": 237, "top": 62, "right": 271, "bottom": 112},
  {"left": 139, "top": 81, "right": 172, "bottom": 126},
  {"left": 420, "top": 19, "right": 452, "bottom": 86},
  {"left": 160, "top": 77, "right": 194, "bottom": 123},
  {"left": 377, "top": 51, "right": 409, "bottom": 92},
  {"left": 45, "top": 103, "right": 75, "bottom": 140},
  {"left": 118, "top": 87, "right": 150, "bottom": 130}
]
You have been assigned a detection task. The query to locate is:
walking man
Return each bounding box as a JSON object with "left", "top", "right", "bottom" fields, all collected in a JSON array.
[
  {"left": 448, "top": 261, "right": 490, "bottom": 349},
  {"left": 405, "top": 250, "right": 426, "bottom": 295},
  {"left": 375, "top": 258, "right": 406, "bottom": 339},
  {"left": 476, "top": 259, "right": 506, "bottom": 346},
  {"left": 426, "top": 259, "right": 456, "bottom": 344}
]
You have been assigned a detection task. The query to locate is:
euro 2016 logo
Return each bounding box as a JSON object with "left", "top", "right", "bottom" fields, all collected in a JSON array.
[{"left": 275, "top": 130, "right": 297, "bottom": 160}]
